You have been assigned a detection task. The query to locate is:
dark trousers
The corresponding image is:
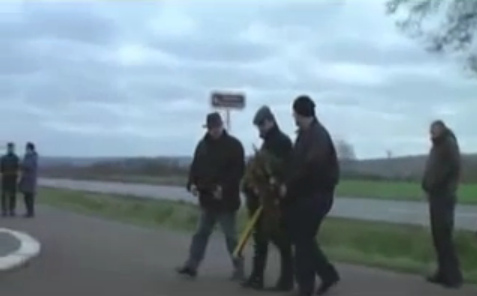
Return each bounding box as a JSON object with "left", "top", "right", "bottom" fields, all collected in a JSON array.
[
  {"left": 1, "top": 177, "right": 17, "bottom": 214},
  {"left": 249, "top": 212, "right": 293, "bottom": 283},
  {"left": 23, "top": 193, "right": 35, "bottom": 216},
  {"left": 286, "top": 192, "right": 338, "bottom": 296},
  {"left": 429, "top": 196, "right": 462, "bottom": 283}
]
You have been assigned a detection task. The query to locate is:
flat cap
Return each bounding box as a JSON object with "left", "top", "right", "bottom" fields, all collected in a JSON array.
[{"left": 253, "top": 105, "right": 275, "bottom": 125}]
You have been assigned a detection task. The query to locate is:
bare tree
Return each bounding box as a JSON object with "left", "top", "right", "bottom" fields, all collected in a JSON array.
[
  {"left": 335, "top": 139, "right": 357, "bottom": 162},
  {"left": 386, "top": 0, "right": 477, "bottom": 73}
]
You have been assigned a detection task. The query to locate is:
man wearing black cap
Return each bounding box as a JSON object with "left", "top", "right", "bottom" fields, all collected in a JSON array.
[
  {"left": 282, "top": 95, "right": 340, "bottom": 296},
  {"left": 241, "top": 106, "right": 294, "bottom": 291},
  {"left": 177, "top": 112, "right": 246, "bottom": 281},
  {"left": 422, "top": 120, "right": 462, "bottom": 288}
]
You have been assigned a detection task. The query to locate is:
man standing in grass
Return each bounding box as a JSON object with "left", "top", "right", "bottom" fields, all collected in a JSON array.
[
  {"left": 1, "top": 142, "right": 20, "bottom": 217},
  {"left": 282, "top": 95, "right": 340, "bottom": 296},
  {"left": 422, "top": 120, "right": 463, "bottom": 288},
  {"left": 177, "top": 112, "right": 246, "bottom": 280},
  {"left": 241, "top": 106, "right": 294, "bottom": 291}
]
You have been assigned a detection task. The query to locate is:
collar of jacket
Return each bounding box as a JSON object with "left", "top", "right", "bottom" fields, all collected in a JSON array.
[
  {"left": 203, "top": 130, "right": 228, "bottom": 142},
  {"left": 262, "top": 125, "right": 280, "bottom": 141}
]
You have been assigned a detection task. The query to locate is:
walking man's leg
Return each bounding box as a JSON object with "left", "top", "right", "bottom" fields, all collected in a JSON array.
[
  {"left": 290, "top": 196, "right": 338, "bottom": 296},
  {"left": 429, "top": 198, "right": 462, "bottom": 287},
  {"left": 8, "top": 179, "right": 17, "bottom": 216},
  {"left": 270, "top": 229, "right": 294, "bottom": 291},
  {"left": 23, "top": 193, "right": 35, "bottom": 218},
  {"left": 217, "top": 211, "right": 244, "bottom": 281},
  {"left": 1, "top": 185, "right": 7, "bottom": 217},
  {"left": 177, "top": 208, "right": 216, "bottom": 277},
  {"left": 242, "top": 216, "right": 269, "bottom": 289}
]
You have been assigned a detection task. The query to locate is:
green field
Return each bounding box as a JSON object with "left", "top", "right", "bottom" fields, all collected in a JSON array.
[
  {"left": 53, "top": 174, "right": 477, "bottom": 204},
  {"left": 336, "top": 180, "right": 477, "bottom": 204},
  {"left": 38, "top": 188, "right": 477, "bottom": 283}
]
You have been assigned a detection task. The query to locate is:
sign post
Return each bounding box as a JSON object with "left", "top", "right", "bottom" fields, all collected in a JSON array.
[{"left": 210, "top": 91, "right": 246, "bottom": 132}]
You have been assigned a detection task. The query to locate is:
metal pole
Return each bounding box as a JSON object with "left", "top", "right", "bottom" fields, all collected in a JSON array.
[{"left": 225, "top": 109, "right": 231, "bottom": 132}]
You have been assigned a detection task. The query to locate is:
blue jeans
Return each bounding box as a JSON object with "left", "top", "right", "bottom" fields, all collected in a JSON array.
[{"left": 186, "top": 208, "right": 240, "bottom": 270}]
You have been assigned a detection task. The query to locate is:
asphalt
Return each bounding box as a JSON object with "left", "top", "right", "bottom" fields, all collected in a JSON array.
[
  {"left": 0, "top": 206, "right": 475, "bottom": 296},
  {"left": 0, "top": 232, "right": 20, "bottom": 257},
  {"left": 39, "top": 178, "right": 477, "bottom": 231}
]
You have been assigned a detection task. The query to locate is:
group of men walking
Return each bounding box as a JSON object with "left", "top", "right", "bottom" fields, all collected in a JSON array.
[
  {"left": 177, "top": 95, "right": 340, "bottom": 296},
  {"left": 175, "top": 94, "right": 464, "bottom": 295},
  {"left": 1, "top": 142, "right": 39, "bottom": 218}
]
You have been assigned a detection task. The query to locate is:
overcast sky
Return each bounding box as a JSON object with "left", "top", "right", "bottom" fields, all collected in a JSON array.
[{"left": 1, "top": 0, "right": 476, "bottom": 158}]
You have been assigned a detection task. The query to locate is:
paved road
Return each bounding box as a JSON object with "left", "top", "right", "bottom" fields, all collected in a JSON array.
[
  {"left": 39, "top": 178, "right": 477, "bottom": 231},
  {"left": 0, "top": 232, "right": 20, "bottom": 257},
  {"left": 0, "top": 206, "right": 475, "bottom": 296}
]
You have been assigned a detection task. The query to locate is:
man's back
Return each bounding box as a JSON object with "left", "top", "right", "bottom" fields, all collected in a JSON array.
[{"left": 1, "top": 153, "right": 19, "bottom": 177}]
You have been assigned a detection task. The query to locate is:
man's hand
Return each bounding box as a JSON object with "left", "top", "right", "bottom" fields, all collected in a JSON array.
[{"left": 213, "top": 186, "right": 223, "bottom": 200}]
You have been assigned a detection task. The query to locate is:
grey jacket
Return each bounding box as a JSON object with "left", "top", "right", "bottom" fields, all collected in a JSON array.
[{"left": 19, "top": 151, "right": 39, "bottom": 194}]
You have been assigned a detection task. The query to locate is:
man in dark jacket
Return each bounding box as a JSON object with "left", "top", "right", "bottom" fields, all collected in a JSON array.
[
  {"left": 241, "top": 106, "right": 294, "bottom": 291},
  {"left": 1, "top": 142, "right": 20, "bottom": 217},
  {"left": 177, "top": 112, "right": 246, "bottom": 280},
  {"left": 422, "top": 120, "right": 463, "bottom": 288},
  {"left": 281, "top": 95, "right": 340, "bottom": 296}
]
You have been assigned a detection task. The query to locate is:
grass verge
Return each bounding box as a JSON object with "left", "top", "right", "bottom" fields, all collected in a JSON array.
[
  {"left": 38, "top": 188, "right": 477, "bottom": 284},
  {"left": 42, "top": 174, "right": 477, "bottom": 204}
]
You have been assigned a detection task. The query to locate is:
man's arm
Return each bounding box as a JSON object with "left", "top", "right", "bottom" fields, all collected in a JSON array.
[
  {"left": 187, "top": 141, "right": 202, "bottom": 191},
  {"left": 0, "top": 156, "right": 5, "bottom": 175},
  {"left": 426, "top": 137, "right": 460, "bottom": 191}
]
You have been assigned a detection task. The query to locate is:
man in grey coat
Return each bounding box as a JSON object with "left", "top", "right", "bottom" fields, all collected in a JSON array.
[{"left": 18, "top": 142, "right": 38, "bottom": 218}]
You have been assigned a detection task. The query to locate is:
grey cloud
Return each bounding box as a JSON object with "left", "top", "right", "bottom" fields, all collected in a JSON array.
[
  {"left": 21, "top": 2, "right": 119, "bottom": 46},
  {"left": 313, "top": 37, "right": 438, "bottom": 67},
  {"left": 151, "top": 35, "right": 276, "bottom": 64}
]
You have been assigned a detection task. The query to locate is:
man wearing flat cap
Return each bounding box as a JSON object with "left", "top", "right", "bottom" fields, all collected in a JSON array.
[
  {"left": 241, "top": 106, "right": 294, "bottom": 291},
  {"left": 177, "top": 112, "right": 246, "bottom": 281},
  {"left": 281, "top": 95, "right": 340, "bottom": 296}
]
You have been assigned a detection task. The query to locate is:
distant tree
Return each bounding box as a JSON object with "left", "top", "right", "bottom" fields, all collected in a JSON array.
[
  {"left": 386, "top": 0, "right": 477, "bottom": 73},
  {"left": 335, "top": 139, "right": 357, "bottom": 162}
]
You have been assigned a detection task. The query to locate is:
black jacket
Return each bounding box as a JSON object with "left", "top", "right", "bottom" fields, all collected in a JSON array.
[
  {"left": 245, "top": 125, "right": 293, "bottom": 211},
  {"left": 1, "top": 152, "right": 20, "bottom": 179},
  {"left": 187, "top": 131, "right": 245, "bottom": 212},
  {"left": 286, "top": 119, "right": 339, "bottom": 200},
  {"left": 422, "top": 128, "right": 460, "bottom": 198}
]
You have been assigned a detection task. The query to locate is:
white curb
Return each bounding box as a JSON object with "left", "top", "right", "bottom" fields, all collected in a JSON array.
[{"left": 0, "top": 228, "right": 41, "bottom": 271}]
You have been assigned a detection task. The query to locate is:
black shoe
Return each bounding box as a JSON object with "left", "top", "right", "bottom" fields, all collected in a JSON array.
[
  {"left": 426, "top": 274, "right": 462, "bottom": 289},
  {"left": 176, "top": 266, "right": 197, "bottom": 278},
  {"left": 1, "top": 212, "right": 7, "bottom": 217},
  {"left": 9, "top": 212, "right": 16, "bottom": 217},
  {"left": 23, "top": 213, "right": 34, "bottom": 218},
  {"left": 241, "top": 275, "right": 264, "bottom": 290},
  {"left": 426, "top": 274, "right": 442, "bottom": 285},
  {"left": 316, "top": 276, "right": 339, "bottom": 295}
]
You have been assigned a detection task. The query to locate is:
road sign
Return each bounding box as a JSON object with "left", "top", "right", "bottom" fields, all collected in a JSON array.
[{"left": 210, "top": 91, "right": 246, "bottom": 110}]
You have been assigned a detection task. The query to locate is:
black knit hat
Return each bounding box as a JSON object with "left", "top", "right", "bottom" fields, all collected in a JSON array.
[{"left": 293, "top": 95, "right": 315, "bottom": 117}]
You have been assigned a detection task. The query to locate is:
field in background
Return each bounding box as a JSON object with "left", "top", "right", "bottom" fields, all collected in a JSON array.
[
  {"left": 43, "top": 174, "right": 477, "bottom": 204},
  {"left": 37, "top": 187, "right": 477, "bottom": 283}
]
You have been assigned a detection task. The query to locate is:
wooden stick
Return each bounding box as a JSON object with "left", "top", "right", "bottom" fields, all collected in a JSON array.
[{"left": 233, "top": 206, "right": 263, "bottom": 259}]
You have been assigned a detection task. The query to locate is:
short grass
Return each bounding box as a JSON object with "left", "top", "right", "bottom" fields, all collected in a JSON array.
[
  {"left": 38, "top": 188, "right": 477, "bottom": 284},
  {"left": 47, "top": 174, "right": 477, "bottom": 204}
]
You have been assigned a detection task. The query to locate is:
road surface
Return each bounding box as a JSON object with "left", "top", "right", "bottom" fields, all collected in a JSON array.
[
  {"left": 0, "top": 206, "right": 475, "bottom": 296},
  {"left": 39, "top": 178, "right": 477, "bottom": 231}
]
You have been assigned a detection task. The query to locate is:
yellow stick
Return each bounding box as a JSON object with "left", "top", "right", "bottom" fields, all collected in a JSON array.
[{"left": 233, "top": 206, "right": 263, "bottom": 258}]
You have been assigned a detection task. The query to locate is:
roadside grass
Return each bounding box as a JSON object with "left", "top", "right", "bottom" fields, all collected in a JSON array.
[
  {"left": 43, "top": 174, "right": 477, "bottom": 204},
  {"left": 38, "top": 188, "right": 477, "bottom": 284}
]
